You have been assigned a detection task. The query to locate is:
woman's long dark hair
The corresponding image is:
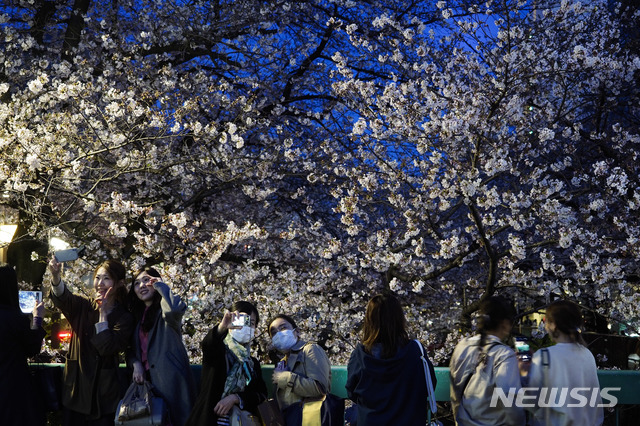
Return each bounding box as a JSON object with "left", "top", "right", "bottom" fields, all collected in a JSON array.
[
  {"left": 545, "top": 299, "right": 586, "bottom": 345},
  {"left": 127, "top": 267, "right": 162, "bottom": 333},
  {"left": 0, "top": 263, "right": 20, "bottom": 309},
  {"left": 477, "top": 296, "right": 517, "bottom": 347},
  {"left": 95, "top": 259, "right": 128, "bottom": 306},
  {"left": 362, "top": 293, "right": 409, "bottom": 359}
]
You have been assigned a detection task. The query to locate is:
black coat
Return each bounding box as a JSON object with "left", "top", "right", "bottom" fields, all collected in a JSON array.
[
  {"left": 185, "top": 326, "right": 267, "bottom": 426},
  {"left": 51, "top": 285, "right": 135, "bottom": 418},
  {"left": 0, "top": 306, "right": 46, "bottom": 426}
]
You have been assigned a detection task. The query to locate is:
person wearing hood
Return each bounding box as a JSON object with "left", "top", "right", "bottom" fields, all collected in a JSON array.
[
  {"left": 268, "top": 314, "right": 331, "bottom": 425},
  {"left": 186, "top": 301, "right": 267, "bottom": 426},
  {"left": 346, "top": 293, "right": 437, "bottom": 426}
]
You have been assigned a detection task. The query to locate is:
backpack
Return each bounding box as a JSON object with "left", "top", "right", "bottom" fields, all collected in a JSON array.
[{"left": 460, "top": 341, "right": 505, "bottom": 402}]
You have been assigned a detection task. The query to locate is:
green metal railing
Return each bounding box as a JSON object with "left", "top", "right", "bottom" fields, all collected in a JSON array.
[
  {"left": 266, "top": 365, "right": 640, "bottom": 425},
  {"left": 30, "top": 364, "right": 640, "bottom": 425}
]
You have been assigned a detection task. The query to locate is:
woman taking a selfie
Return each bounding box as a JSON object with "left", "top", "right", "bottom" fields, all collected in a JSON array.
[
  {"left": 268, "top": 313, "right": 332, "bottom": 425},
  {"left": 186, "top": 301, "right": 267, "bottom": 426},
  {"left": 127, "top": 267, "right": 196, "bottom": 426},
  {"left": 49, "top": 257, "right": 135, "bottom": 426}
]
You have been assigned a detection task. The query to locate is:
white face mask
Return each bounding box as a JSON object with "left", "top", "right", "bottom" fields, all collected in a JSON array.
[
  {"left": 230, "top": 326, "right": 255, "bottom": 344},
  {"left": 272, "top": 329, "right": 297, "bottom": 352}
]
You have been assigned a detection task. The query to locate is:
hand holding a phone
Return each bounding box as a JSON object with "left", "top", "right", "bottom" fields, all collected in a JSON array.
[
  {"left": 48, "top": 256, "right": 62, "bottom": 286},
  {"left": 517, "top": 350, "right": 532, "bottom": 376},
  {"left": 32, "top": 301, "right": 45, "bottom": 318},
  {"left": 218, "top": 310, "right": 235, "bottom": 335},
  {"left": 19, "top": 291, "right": 43, "bottom": 314},
  {"left": 228, "top": 312, "right": 250, "bottom": 329}
]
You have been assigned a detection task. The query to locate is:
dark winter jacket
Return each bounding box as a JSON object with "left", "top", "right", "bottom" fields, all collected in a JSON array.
[
  {"left": 346, "top": 341, "right": 437, "bottom": 426},
  {"left": 185, "top": 325, "right": 267, "bottom": 426},
  {"left": 51, "top": 284, "right": 134, "bottom": 418},
  {"left": 0, "top": 306, "right": 46, "bottom": 426},
  {"left": 128, "top": 281, "right": 196, "bottom": 426}
]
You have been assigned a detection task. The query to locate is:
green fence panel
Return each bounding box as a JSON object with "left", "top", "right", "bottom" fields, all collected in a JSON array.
[
  {"left": 30, "top": 363, "right": 640, "bottom": 404},
  {"left": 597, "top": 370, "right": 640, "bottom": 405}
]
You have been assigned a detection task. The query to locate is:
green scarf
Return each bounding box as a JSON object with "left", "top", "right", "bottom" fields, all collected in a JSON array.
[{"left": 221, "top": 332, "right": 255, "bottom": 398}]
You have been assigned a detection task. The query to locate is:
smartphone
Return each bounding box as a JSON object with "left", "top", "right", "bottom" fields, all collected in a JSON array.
[
  {"left": 54, "top": 246, "right": 86, "bottom": 263},
  {"left": 19, "top": 290, "right": 42, "bottom": 314},
  {"left": 515, "top": 339, "right": 531, "bottom": 362},
  {"left": 229, "top": 312, "right": 250, "bottom": 329}
]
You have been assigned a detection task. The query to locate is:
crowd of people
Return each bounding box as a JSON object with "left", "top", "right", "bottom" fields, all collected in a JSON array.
[{"left": 0, "top": 257, "right": 605, "bottom": 426}]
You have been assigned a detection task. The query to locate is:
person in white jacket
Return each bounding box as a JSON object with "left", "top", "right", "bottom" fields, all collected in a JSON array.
[
  {"left": 449, "top": 296, "right": 526, "bottom": 425},
  {"left": 527, "top": 300, "right": 604, "bottom": 426}
]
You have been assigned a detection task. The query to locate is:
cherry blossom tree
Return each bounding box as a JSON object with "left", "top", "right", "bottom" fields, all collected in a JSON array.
[
  {"left": 1, "top": 0, "right": 639, "bottom": 364},
  {"left": 329, "top": 0, "right": 640, "bottom": 360}
]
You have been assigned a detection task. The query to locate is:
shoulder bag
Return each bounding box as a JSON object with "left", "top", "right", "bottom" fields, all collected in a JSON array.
[
  {"left": 230, "top": 404, "right": 261, "bottom": 426},
  {"left": 541, "top": 348, "right": 551, "bottom": 426},
  {"left": 281, "top": 343, "right": 345, "bottom": 426},
  {"left": 414, "top": 339, "right": 438, "bottom": 417},
  {"left": 459, "top": 340, "right": 503, "bottom": 398}
]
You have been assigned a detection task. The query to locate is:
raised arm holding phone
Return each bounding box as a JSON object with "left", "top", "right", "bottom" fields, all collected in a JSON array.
[
  {"left": 49, "top": 256, "right": 134, "bottom": 426},
  {"left": 186, "top": 301, "right": 267, "bottom": 426},
  {"left": 126, "top": 266, "right": 196, "bottom": 426}
]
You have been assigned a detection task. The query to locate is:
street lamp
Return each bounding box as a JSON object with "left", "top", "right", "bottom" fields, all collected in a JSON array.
[
  {"left": 0, "top": 224, "right": 17, "bottom": 263},
  {"left": 0, "top": 224, "right": 17, "bottom": 244},
  {"left": 49, "top": 237, "right": 70, "bottom": 251}
]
